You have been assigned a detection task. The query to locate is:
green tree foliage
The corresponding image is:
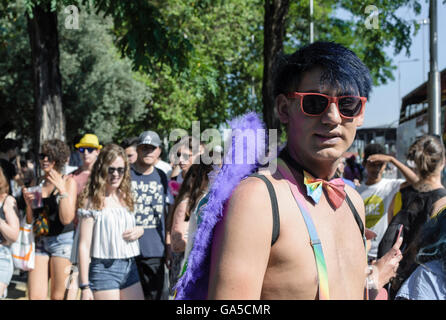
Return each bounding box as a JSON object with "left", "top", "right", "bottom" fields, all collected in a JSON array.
[
  {"left": 284, "top": 0, "right": 424, "bottom": 86},
  {"left": 0, "top": 2, "right": 34, "bottom": 142},
  {"left": 59, "top": 9, "right": 151, "bottom": 144},
  {"left": 135, "top": 0, "right": 264, "bottom": 138},
  {"left": 2, "top": 0, "right": 441, "bottom": 145},
  {"left": 0, "top": 4, "right": 151, "bottom": 145}
]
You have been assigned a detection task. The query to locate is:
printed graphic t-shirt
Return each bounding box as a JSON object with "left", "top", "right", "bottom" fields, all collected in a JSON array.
[
  {"left": 357, "top": 178, "right": 404, "bottom": 259},
  {"left": 131, "top": 166, "right": 172, "bottom": 258}
]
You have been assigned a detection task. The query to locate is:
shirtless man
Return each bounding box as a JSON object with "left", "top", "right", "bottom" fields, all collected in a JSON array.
[{"left": 208, "top": 42, "right": 382, "bottom": 299}]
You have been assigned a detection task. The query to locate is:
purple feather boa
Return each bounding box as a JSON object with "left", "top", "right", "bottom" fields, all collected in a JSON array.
[{"left": 174, "top": 111, "right": 267, "bottom": 300}]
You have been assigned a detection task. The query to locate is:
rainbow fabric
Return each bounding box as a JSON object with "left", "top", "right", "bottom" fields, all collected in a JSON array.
[
  {"left": 276, "top": 158, "right": 330, "bottom": 300},
  {"left": 303, "top": 171, "right": 346, "bottom": 209}
]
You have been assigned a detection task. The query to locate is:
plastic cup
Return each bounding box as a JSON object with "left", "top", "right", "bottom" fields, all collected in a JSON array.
[{"left": 27, "top": 186, "right": 43, "bottom": 209}]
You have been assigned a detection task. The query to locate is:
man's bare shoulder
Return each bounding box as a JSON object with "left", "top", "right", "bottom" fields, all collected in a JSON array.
[
  {"left": 223, "top": 174, "right": 276, "bottom": 230},
  {"left": 230, "top": 175, "right": 273, "bottom": 208}
]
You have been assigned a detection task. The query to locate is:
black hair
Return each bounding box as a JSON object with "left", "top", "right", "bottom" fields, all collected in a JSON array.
[
  {"left": 0, "top": 138, "right": 20, "bottom": 153},
  {"left": 24, "top": 151, "right": 34, "bottom": 161},
  {"left": 273, "top": 41, "right": 372, "bottom": 99},
  {"left": 363, "top": 143, "right": 386, "bottom": 163},
  {"left": 120, "top": 137, "right": 139, "bottom": 149}
]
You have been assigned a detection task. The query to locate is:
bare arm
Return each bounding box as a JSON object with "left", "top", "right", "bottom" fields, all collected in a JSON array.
[
  {"left": 387, "top": 193, "right": 397, "bottom": 225},
  {"left": 78, "top": 215, "right": 94, "bottom": 300},
  {"left": 171, "top": 199, "right": 189, "bottom": 253},
  {"left": 207, "top": 178, "right": 272, "bottom": 299},
  {"left": 0, "top": 196, "right": 20, "bottom": 243},
  {"left": 22, "top": 188, "right": 35, "bottom": 224},
  {"left": 367, "top": 154, "right": 419, "bottom": 185}
]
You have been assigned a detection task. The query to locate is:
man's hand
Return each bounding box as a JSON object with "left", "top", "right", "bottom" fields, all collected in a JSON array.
[{"left": 371, "top": 234, "right": 403, "bottom": 288}]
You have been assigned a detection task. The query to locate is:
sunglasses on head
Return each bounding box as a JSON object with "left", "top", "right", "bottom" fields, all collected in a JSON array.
[
  {"left": 38, "top": 153, "right": 53, "bottom": 161},
  {"left": 286, "top": 92, "right": 367, "bottom": 119},
  {"left": 78, "top": 147, "right": 97, "bottom": 154},
  {"left": 108, "top": 167, "right": 125, "bottom": 176}
]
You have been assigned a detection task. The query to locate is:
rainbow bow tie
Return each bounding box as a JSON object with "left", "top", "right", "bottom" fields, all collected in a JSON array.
[{"left": 303, "top": 171, "right": 346, "bottom": 209}]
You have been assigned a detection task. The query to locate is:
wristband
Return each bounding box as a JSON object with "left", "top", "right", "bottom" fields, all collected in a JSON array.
[{"left": 79, "top": 283, "right": 91, "bottom": 290}]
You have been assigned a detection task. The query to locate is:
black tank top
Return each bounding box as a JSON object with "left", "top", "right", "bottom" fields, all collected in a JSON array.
[{"left": 33, "top": 187, "right": 75, "bottom": 236}]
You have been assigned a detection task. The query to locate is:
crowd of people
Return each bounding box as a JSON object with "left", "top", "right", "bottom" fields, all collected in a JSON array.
[
  {"left": 1, "top": 41, "right": 446, "bottom": 301},
  {"left": 338, "top": 136, "right": 446, "bottom": 299},
  {"left": 0, "top": 131, "right": 215, "bottom": 300}
]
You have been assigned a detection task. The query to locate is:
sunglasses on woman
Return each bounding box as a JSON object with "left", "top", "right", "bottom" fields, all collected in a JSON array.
[
  {"left": 286, "top": 92, "right": 367, "bottom": 119},
  {"left": 78, "top": 147, "right": 97, "bottom": 154},
  {"left": 38, "top": 153, "right": 53, "bottom": 161},
  {"left": 108, "top": 167, "right": 125, "bottom": 176}
]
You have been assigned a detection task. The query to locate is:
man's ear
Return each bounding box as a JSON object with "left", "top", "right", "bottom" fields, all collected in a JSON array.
[
  {"left": 355, "top": 107, "right": 365, "bottom": 127},
  {"left": 276, "top": 94, "right": 291, "bottom": 124}
]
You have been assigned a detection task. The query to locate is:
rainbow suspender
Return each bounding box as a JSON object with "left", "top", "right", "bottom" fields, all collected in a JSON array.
[{"left": 276, "top": 158, "right": 330, "bottom": 300}]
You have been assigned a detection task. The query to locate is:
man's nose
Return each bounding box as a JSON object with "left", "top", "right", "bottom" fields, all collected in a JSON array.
[{"left": 321, "top": 102, "right": 342, "bottom": 125}]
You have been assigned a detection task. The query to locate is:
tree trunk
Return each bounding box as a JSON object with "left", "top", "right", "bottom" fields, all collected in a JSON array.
[
  {"left": 27, "top": 4, "right": 65, "bottom": 156},
  {"left": 262, "top": 0, "right": 289, "bottom": 130}
]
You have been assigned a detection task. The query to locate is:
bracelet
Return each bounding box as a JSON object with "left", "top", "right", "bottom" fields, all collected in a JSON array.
[
  {"left": 366, "top": 265, "right": 378, "bottom": 289},
  {"left": 79, "top": 283, "right": 91, "bottom": 290},
  {"left": 58, "top": 192, "right": 69, "bottom": 199}
]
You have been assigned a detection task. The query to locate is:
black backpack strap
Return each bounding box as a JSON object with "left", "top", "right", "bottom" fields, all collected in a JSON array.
[
  {"left": 345, "top": 193, "right": 366, "bottom": 247},
  {"left": 250, "top": 173, "right": 280, "bottom": 246},
  {"left": 155, "top": 167, "right": 169, "bottom": 196}
]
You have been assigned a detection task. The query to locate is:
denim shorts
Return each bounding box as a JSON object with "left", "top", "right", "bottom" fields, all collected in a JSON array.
[
  {"left": 89, "top": 257, "right": 140, "bottom": 292},
  {"left": 0, "top": 245, "right": 14, "bottom": 286},
  {"left": 35, "top": 231, "right": 74, "bottom": 260}
]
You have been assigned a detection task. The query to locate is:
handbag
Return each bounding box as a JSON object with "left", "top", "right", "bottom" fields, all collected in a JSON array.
[
  {"left": 33, "top": 209, "right": 49, "bottom": 237},
  {"left": 10, "top": 218, "right": 35, "bottom": 271}
]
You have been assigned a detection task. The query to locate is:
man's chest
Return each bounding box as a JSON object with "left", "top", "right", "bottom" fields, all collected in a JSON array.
[{"left": 267, "top": 189, "right": 366, "bottom": 299}]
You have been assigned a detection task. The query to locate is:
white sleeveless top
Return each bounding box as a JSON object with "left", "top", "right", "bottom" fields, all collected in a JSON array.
[{"left": 77, "top": 207, "right": 140, "bottom": 259}]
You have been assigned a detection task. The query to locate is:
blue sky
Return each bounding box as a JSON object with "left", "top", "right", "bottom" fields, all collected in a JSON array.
[{"left": 361, "top": 1, "right": 446, "bottom": 128}]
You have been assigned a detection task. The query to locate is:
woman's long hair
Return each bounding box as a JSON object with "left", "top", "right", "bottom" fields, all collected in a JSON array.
[
  {"left": 78, "top": 143, "right": 133, "bottom": 211},
  {"left": 167, "top": 163, "right": 213, "bottom": 232}
]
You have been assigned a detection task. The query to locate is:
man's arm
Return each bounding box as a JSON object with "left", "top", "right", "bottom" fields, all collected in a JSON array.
[
  {"left": 207, "top": 177, "right": 273, "bottom": 299},
  {"left": 367, "top": 154, "right": 419, "bottom": 185}
]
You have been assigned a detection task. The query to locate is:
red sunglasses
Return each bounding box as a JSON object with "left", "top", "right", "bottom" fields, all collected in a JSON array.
[{"left": 286, "top": 92, "right": 367, "bottom": 119}]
